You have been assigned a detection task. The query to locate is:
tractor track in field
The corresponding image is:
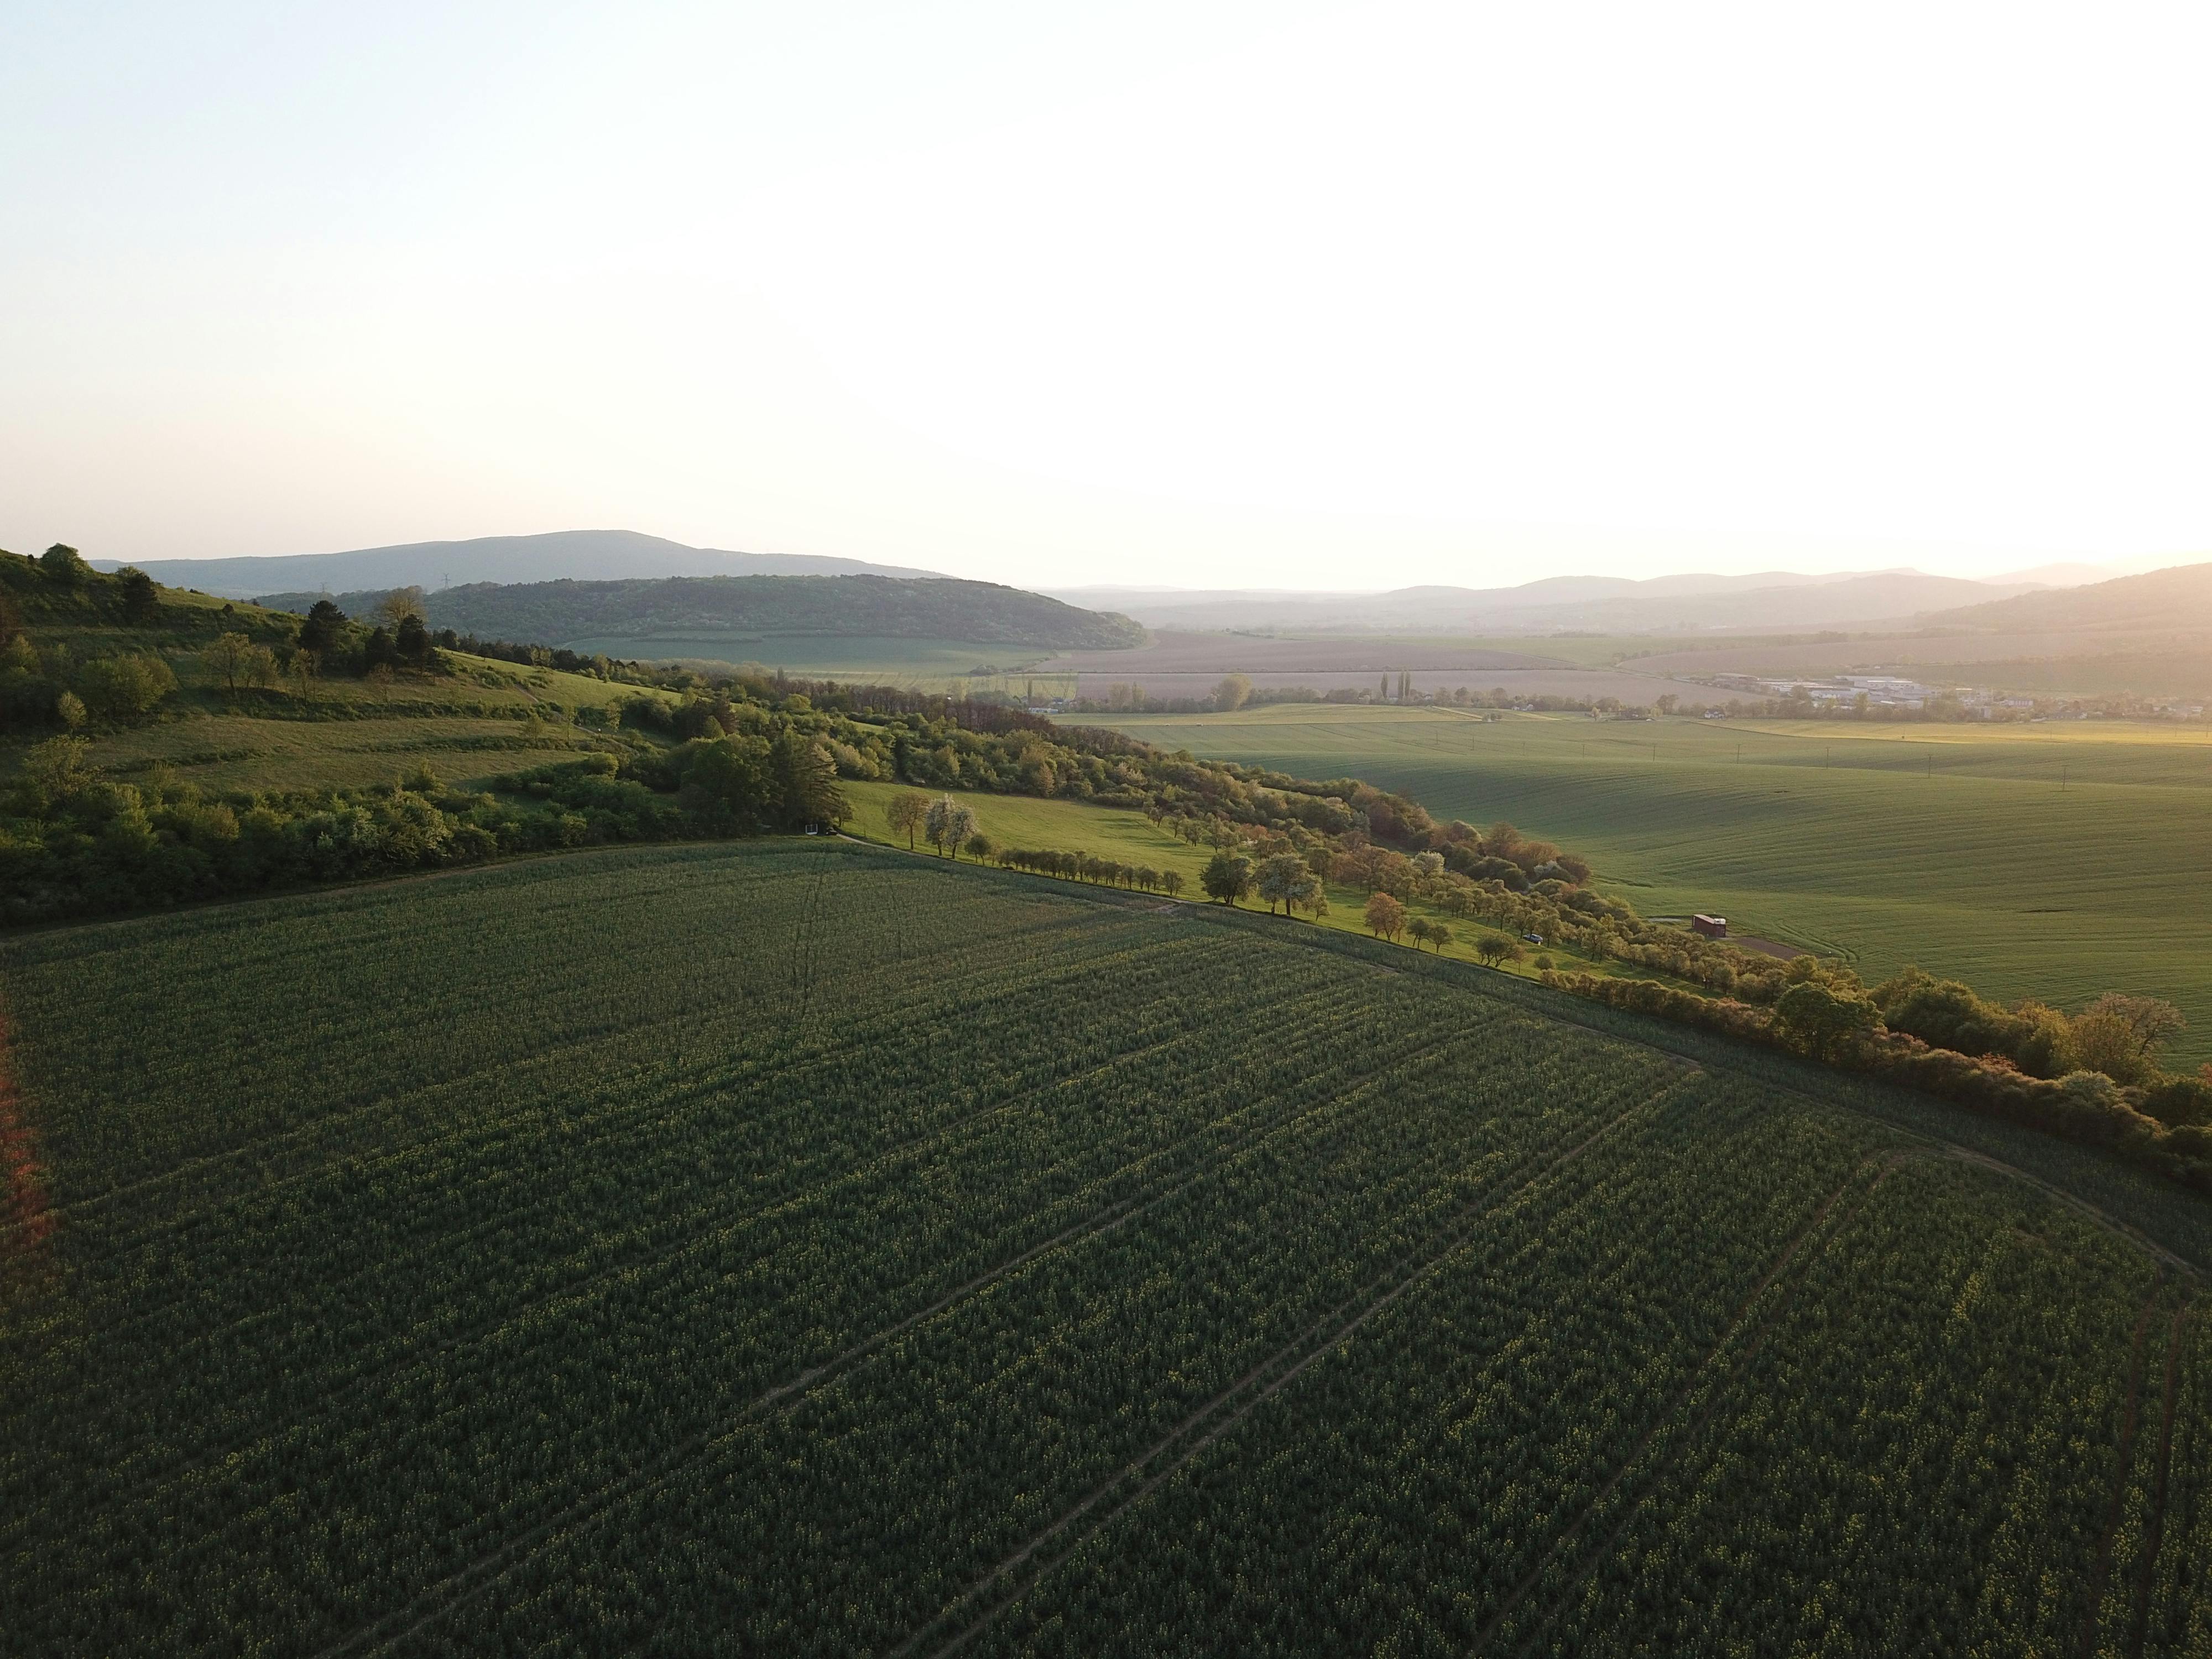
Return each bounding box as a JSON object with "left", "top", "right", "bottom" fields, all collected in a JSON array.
[
  {"left": 1477, "top": 1151, "right": 1898, "bottom": 1655},
  {"left": 2130, "top": 1295, "right": 2196, "bottom": 1659},
  {"left": 315, "top": 1019, "right": 1509, "bottom": 1659},
  {"left": 56, "top": 946, "right": 1345, "bottom": 1355},
  {"left": 2080, "top": 1276, "right": 2167, "bottom": 1659},
  {"left": 895, "top": 1075, "right": 1689, "bottom": 1659},
  {"left": 0, "top": 1000, "right": 56, "bottom": 1302},
  {"left": 39, "top": 988, "right": 1374, "bottom": 1550},
  {"left": 8, "top": 914, "right": 1251, "bottom": 1256}
]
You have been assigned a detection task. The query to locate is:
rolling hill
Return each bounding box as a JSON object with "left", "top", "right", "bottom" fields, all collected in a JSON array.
[
  {"left": 90, "top": 528, "right": 943, "bottom": 599},
  {"left": 257, "top": 573, "right": 1147, "bottom": 653},
  {"left": 1923, "top": 560, "right": 2212, "bottom": 633},
  {"left": 1053, "top": 568, "right": 2038, "bottom": 634}
]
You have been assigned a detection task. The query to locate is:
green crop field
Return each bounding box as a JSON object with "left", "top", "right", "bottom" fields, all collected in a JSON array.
[
  {"left": 4, "top": 841, "right": 2210, "bottom": 1654},
  {"left": 1103, "top": 704, "right": 2212, "bottom": 1066}
]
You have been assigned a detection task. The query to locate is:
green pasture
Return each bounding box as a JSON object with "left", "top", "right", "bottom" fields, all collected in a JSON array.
[
  {"left": 840, "top": 777, "right": 1657, "bottom": 988},
  {"left": 0, "top": 650, "right": 666, "bottom": 795},
  {"left": 1104, "top": 703, "right": 2212, "bottom": 1063}
]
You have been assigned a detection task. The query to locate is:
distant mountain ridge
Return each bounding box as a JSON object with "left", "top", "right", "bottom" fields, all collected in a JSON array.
[
  {"left": 1920, "top": 561, "right": 2212, "bottom": 632},
  {"left": 259, "top": 574, "right": 1146, "bottom": 653},
  {"left": 1050, "top": 568, "right": 2038, "bottom": 634},
  {"left": 91, "top": 529, "right": 943, "bottom": 600}
]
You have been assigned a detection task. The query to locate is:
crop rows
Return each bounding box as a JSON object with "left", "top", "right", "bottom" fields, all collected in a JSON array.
[{"left": 2, "top": 842, "right": 2206, "bottom": 1655}]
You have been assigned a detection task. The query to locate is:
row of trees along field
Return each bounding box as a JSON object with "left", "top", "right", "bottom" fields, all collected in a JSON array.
[{"left": 7, "top": 565, "right": 2211, "bottom": 1183}]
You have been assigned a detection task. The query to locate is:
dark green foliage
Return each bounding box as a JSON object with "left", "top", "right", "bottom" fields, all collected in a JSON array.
[
  {"left": 296, "top": 597, "right": 347, "bottom": 654},
  {"left": 1872, "top": 965, "right": 2078, "bottom": 1077},
  {"left": 1772, "top": 979, "right": 1882, "bottom": 1060},
  {"left": 2141, "top": 1074, "right": 2212, "bottom": 1128},
  {"left": 117, "top": 567, "right": 158, "bottom": 622},
  {"left": 1201, "top": 848, "right": 1253, "bottom": 904},
  {"left": 71, "top": 651, "right": 177, "bottom": 722},
  {"left": 38, "top": 542, "right": 87, "bottom": 586},
  {"left": 261, "top": 571, "right": 1149, "bottom": 649}
]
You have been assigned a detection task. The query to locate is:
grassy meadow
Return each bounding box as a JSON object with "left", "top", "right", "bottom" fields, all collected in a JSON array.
[
  {"left": 1103, "top": 703, "right": 2212, "bottom": 1064},
  {"left": 0, "top": 645, "right": 665, "bottom": 796},
  {"left": 841, "top": 776, "right": 1661, "bottom": 988}
]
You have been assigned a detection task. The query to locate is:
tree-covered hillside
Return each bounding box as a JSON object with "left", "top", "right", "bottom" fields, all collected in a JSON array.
[{"left": 257, "top": 573, "right": 1148, "bottom": 651}]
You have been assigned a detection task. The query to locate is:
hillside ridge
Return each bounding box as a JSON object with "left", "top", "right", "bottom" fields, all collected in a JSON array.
[
  {"left": 1921, "top": 559, "right": 2212, "bottom": 632},
  {"left": 90, "top": 528, "right": 945, "bottom": 598},
  {"left": 254, "top": 573, "right": 1145, "bottom": 652}
]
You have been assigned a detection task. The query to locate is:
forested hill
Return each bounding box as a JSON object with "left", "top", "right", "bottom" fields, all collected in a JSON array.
[
  {"left": 1923, "top": 560, "right": 2212, "bottom": 632},
  {"left": 255, "top": 575, "right": 1148, "bottom": 651},
  {"left": 94, "top": 528, "right": 942, "bottom": 598}
]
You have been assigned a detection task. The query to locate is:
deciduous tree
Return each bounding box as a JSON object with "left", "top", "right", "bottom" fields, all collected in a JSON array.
[
  {"left": 202, "top": 633, "right": 257, "bottom": 696},
  {"left": 1256, "top": 852, "right": 1317, "bottom": 916},
  {"left": 924, "top": 795, "right": 975, "bottom": 858},
  {"left": 118, "top": 567, "right": 159, "bottom": 622},
  {"left": 1201, "top": 849, "right": 1253, "bottom": 905},
  {"left": 887, "top": 790, "right": 928, "bottom": 850},
  {"left": 1773, "top": 981, "right": 1881, "bottom": 1061},
  {"left": 2072, "top": 993, "right": 2185, "bottom": 1084},
  {"left": 1365, "top": 891, "right": 1405, "bottom": 940}
]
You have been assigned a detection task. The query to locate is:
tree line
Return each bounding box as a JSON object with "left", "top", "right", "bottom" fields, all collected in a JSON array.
[{"left": 10, "top": 575, "right": 2209, "bottom": 1184}]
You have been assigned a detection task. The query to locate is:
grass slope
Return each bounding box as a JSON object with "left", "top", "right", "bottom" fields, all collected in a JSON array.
[
  {"left": 0, "top": 565, "right": 671, "bottom": 795},
  {"left": 1928, "top": 559, "right": 2212, "bottom": 632},
  {"left": 2, "top": 842, "right": 2207, "bottom": 1653},
  {"left": 1103, "top": 703, "right": 2212, "bottom": 1064},
  {"left": 841, "top": 778, "right": 1660, "bottom": 988}
]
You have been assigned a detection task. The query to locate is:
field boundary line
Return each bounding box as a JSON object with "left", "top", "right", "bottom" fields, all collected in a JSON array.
[
  {"left": 0, "top": 835, "right": 895, "bottom": 946},
  {"left": 1160, "top": 890, "right": 2211, "bottom": 1272},
  {"left": 895, "top": 1076, "right": 1693, "bottom": 1659},
  {"left": 319, "top": 1020, "right": 1494, "bottom": 1659},
  {"left": 1472, "top": 1151, "right": 1897, "bottom": 1654},
  {"left": 1941, "top": 1148, "right": 2198, "bottom": 1279}
]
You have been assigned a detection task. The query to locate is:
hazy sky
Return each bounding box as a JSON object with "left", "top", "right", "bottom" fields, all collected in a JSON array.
[{"left": 5, "top": 2, "right": 2209, "bottom": 588}]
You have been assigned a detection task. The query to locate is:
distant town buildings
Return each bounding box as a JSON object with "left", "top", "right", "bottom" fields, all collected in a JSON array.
[{"left": 1697, "top": 671, "right": 2201, "bottom": 721}]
